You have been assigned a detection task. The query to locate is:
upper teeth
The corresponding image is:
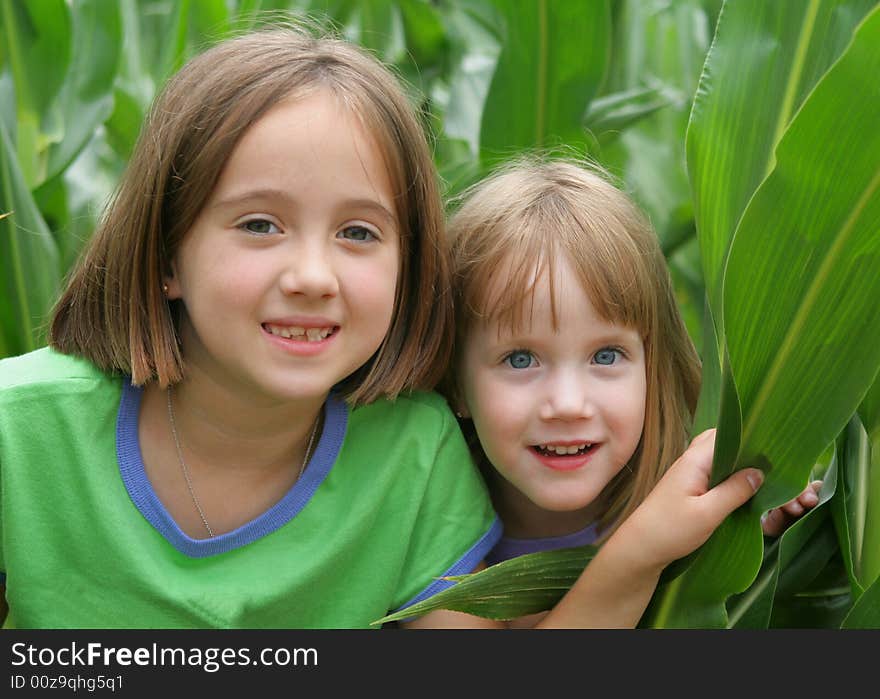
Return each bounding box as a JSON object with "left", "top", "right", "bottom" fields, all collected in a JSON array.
[
  {"left": 540, "top": 443, "right": 591, "bottom": 455},
  {"left": 266, "top": 324, "right": 334, "bottom": 341}
]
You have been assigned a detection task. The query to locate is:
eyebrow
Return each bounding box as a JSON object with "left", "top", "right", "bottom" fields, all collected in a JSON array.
[{"left": 212, "top": 188, "right": 397, "bottom": 225}]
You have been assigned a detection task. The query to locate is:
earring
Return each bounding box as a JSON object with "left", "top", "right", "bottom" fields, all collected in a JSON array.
[
  {"left": 162, "top": 283, "right": 169, "bottom": 295},
  {"left": 455, "top": 411, "right": 464, "bottom": 418}
]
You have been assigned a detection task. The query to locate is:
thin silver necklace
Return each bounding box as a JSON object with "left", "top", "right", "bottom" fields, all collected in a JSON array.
[{"left": 166, "top": 386, "right": 320, "bottom": 538}]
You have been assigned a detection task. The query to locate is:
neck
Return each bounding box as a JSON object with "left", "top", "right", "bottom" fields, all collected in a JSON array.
[
  {"left": 150, "top": 367, "right": 326, "bottom": 475},
  {"left": 489, "top": 470, "right": 603, "bottom": 539}
]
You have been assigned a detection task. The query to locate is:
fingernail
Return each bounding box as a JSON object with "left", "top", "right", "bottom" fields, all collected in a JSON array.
[{"left": 746, "top": 470, "right": 764, "bottom": 492}]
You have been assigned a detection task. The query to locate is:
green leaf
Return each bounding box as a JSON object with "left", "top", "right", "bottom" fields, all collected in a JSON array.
[
  {"left": 858, "top": 373, "right": 880, "bottom": 438},
  {"left": 0, "top": 119, "right": 60, "bottom": 356},
  {"left": 723, "top": 5, "right": 880, "bottom": 517},
  {"left": 831, "top": 413, "right": 880, "bottom": 599},
  {"left": 840, "top": 572, "right": 880, "bottom": 628},
  {"left": 599, "top": 0, "right": 710, "bottom": 249},
  {"left": 687, "top": 0, "right": 876, "bottom": 326},
  {"left": 44, "top": 0, "right": 122, "bottom": 183},
  {"left": 728, "top": 453, "right": 838, "bottom": 629},
  {"left": 437, "top": 1, "right": 503, "bottom": 161},
  {"left": 583, "top": 85, "right": 676, "bottom": 146},
  {"left": 691, "top": 295, "right": 721, "bottom": 434},
  {"left": 1, "top": 0, "right": 71, "bottom": 185},
  {"left": 647, "top": 4, "right": 880, "bottom": 627},
  {"left": 479, "top": 0, "right": 610, "bottom": 162},
  {"left": 373, "top": 545, "right": 597, "bottom": 625}
]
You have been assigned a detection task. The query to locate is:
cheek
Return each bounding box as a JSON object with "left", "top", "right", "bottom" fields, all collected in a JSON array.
[
  {"left": 620, "top": 373, "right": 648, "bottom": 450},
  {"left": 345, "top": 250, "right": 399, "bottom": 320},
  {"left": 466, "top": 378, "right": 528, "bottom": 452}
]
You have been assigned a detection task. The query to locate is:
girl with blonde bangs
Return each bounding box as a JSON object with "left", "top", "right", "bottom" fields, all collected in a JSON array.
[{"left": 444, "top": 156, "right": 820, "bottom": 623}]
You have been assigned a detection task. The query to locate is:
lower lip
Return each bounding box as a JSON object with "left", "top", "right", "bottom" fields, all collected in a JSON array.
[
  {"left": 531, "top": 446, "right": 599, "bottom": 472},
  {"left": 262, "top": 326, "right": 338, "bottom": 356}
]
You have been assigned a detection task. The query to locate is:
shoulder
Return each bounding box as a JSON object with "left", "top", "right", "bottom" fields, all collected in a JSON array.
[
  {"left": 348, "top": 390, "right": 457, "bottom": 436},
  {"left": 0, "top": 347, "right": 115, "bottom": 402}
]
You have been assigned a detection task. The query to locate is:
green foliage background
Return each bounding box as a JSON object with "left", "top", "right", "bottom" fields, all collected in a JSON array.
[{"left": 2, "top": 0, "right": 878, "bottom": 627}]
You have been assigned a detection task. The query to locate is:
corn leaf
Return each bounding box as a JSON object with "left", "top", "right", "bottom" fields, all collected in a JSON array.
[
  {"left": 644, "top": 5, "right": 880, "bottom": 627},
  {"left": 43, "top": 0, "right": 122, "bottom": 183},
  {"left": 373, "top": 545, "right": 596, "bottom": 625},
  {"left": 840, "top": 573, "right": 880, "bottom": 628},
  {"left": 831, "top": 412, "right": 880, "bottom": 601},
  {"left": 728, "top": 458, "right": 837, "bottom": 629},
  {"left": 478, "top": 0, "right": 610, "bottom": 162},
  {"left": 0, "top": 119, "right": 60, "bottom": 355},
  {"left": 1, "top": 0, "right": 70, "bottom": 186},
  {"left": 687, "top": 0, "right": 876, "bottom": 325}
]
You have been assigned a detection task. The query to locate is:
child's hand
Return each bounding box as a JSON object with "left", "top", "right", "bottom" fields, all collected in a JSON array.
[
  {"left": 760, "top": 480, "right": 823, "bottom": 537},
  {"left": 610, "top": 428, "right": 763, "bottom": 573}
]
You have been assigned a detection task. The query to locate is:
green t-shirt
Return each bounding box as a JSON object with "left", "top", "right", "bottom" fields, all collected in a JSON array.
[{"left": 0, "top": 348, "right": 500, "bottom": 628}]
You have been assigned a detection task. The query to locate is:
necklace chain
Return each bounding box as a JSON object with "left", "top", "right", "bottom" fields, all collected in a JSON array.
[{"left": 166, "top": 386, "right": 319, "bottom": 538}]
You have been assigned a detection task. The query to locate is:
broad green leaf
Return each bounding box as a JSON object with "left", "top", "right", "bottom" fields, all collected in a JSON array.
[
  {"left": 728, "top": 455, "right": 838, "bottom": 629},
  {"left": 856, "top": 380, "right": 880, "bottom": 584},
  {"left": 44, "top": 0, "right": 122, "bottom": 183},
  {"left": 647, "top": 6, "right": 880, "bottom": 627},
  {"left": 840, "top": 573, "right": 880, "bottom": 628},
  {"left": 687, "top": 0, "right": 876, "bottom": 326},
  {"left": 433, "top": 0, "right": 502, "bottom": 191},
  {"left": 724, "top": 6, "right": 880, "bottom": 516},
  {"left": 157, "top": 0, "right": 191, "bottom": 81},
  {"left": 599, "top": 0, "right": 709, "bottom": 253},
  {"left": 858, "top": 374, "right": 880, "bottom": 437},
  {"left": 373, "top": 545, "right": 596, "bottom": 625},
  {"left": 1, "top": 0, "right": 71, "bottom": 186},
  {"left": 692, "top": 295, "right": 722, "bottom": 434},
  {"left": 188, "top": 0, "right": 231, "bottom": 47},
  {"left": 583, "top": 86, "right": 676, "bottom": 147},
  {"left": 768, "top": 557, "right": 851, "bottom": 629},
  {"left": 831, "top": 413, "right": 880, "bottom": 600},
  {"left": 0, "top": 119, "right": 60, "bottom": 356},
  {"left": 479, "top": 0, "right": 610, "bottom": 162}
]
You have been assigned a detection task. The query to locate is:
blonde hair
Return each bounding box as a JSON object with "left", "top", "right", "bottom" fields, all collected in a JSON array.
[
  {"left": 50, "top": 25, "right": 451, "bottom": 406},
  {"left": 445, "top": 155, "right": 700, "bottom": 534}
]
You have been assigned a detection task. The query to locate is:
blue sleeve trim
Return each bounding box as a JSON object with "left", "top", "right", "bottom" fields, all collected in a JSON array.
[
  {"left": 0, "top": 572, "right": 5, "bottom": 585},
  {"left": 393, "top": 515, "right": 503, "bottom": 614}
]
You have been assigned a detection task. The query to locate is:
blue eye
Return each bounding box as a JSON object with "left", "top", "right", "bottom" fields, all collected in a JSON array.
[
  {"left": 594, "top": 348, "right": 621, "bottom": 365},
  {"left": 240, "top": 219, "right": 279, "bottom": 236},
  {"left": 505, "top": 350, "right": 535, "bottom": 369},
  {"left": 338, "top": 225, "right": 377, "bottom": 242}
]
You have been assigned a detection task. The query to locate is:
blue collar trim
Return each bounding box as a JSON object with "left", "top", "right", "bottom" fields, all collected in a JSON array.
[{"left": 116, "top": 381, "right": 347, "bottom": 558}]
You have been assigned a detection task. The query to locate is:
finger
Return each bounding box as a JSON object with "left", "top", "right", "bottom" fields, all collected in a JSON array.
[
  {"left": 673, "top": 429, "right": 717, "bottom": 483},
  {"left": 782, "top": 499, "right": 804, "bottom": 516},
  {"left": 761, "top": 508, "right": 787, "bottom": 537},
  {"left": 691, "top": 427, "right": 717, "bottom": 445},
  {"left": 703, "top": 467, "right": 763, "bottom": 516},
  {"left": 798, "top": 487, "right": 819, "bottom": 508}
]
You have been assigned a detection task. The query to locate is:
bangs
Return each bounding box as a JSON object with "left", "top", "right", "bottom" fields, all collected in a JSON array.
[{"left": 457, "top": 190, "right": 657, "bottom": 339}]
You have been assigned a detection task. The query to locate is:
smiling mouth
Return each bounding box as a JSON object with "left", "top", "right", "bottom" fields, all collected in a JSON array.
[
  {"left": 532, "top": 443, "right": 597, "bottom": 457},
  {"left": 262, "top": 323, "right": 339, "bottom": 342}
]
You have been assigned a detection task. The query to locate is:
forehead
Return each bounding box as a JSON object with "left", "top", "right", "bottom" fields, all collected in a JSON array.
[
  {"left": 209, "top": 89, "right": 397, "bottom": 217},
  {"left": 478, "top": 254, "right": 589, "bottom": 336}
]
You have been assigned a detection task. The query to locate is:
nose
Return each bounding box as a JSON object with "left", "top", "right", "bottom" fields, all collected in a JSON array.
[
  {"left": 279, "top": 237, "right": 339, "bottom": 298},
  {"left": 538, "top": 367, "right": 596, "bottom": 422}
]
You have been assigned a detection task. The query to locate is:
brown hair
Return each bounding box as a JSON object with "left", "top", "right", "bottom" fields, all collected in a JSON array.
[
  {"left": 49, "top": 24, "right": 451, "bottom": 405},
  {"left": 445, "top": 155, "right": 700, "bottom": 535}
]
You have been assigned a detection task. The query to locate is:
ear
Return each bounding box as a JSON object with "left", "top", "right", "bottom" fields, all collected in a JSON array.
[
  {"left": 163, "top": 261, "right": 182, "bottom": 300},
  {"left": 453, "top": 396, "right": 471, "bottom": 419}
]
